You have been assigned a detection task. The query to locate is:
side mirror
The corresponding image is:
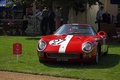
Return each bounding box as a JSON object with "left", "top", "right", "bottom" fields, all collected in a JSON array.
[
  {"left": 97, "top": 31, "right": 108, "bottom": 42},
  {"left": 97, "top": 31, "right": 107, "bottom": 37}
]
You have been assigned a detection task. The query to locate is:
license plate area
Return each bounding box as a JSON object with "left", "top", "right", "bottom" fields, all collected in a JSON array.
[{"left": 57, "top": 58, "right": 68, "bottom": 61}]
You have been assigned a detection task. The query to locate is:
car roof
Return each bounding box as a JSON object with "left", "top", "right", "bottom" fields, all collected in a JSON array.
[{"left": 64, "top": 23, "right": 91, "bottom": 27}]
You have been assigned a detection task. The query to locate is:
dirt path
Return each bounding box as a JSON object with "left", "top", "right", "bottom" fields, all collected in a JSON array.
[{"left": 0, "top": 71, "right": 78, "bottom": 80}]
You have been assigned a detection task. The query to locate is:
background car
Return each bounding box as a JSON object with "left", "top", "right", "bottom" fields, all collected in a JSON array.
[{"left": 37, "top": 24, "right": 108, "bottom": 64}]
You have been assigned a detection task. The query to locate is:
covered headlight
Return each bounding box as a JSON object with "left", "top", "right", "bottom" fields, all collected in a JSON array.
[
  {"left": 82, "top": 42, "right": 93, "bottom": 53},
  {"left": 37, "top": 40, "right": 47, "bottom": 51}
]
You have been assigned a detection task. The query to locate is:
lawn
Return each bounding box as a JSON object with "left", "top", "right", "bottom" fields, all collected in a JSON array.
[{"left": 0, "top": 35, "right": 120, "bottom": 80}]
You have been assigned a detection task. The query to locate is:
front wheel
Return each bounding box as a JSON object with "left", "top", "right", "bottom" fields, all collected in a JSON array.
[
  {"left": 93, "top": 46, "right": 100, "bottom": 64},
  {"left": 103, "top": 46, "right": 108, "bottom": 56},
  {"left": 39, "top": 59, "right": 46, "bottom": 63}
]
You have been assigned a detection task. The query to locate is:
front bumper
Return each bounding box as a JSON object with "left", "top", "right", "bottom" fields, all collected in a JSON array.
[{"left": 37, "top": 52, "right": 96, "bottom": 62}]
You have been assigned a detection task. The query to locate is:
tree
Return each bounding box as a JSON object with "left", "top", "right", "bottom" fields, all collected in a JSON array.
[
  {"left": 13, "top": 0, "right": 102, "bottom": 23},
  {"left": 13, "top": 0, "right": 101, "bottom": 13},
  {"left": 13, "top": 0, "right": 102, "bottom": 10},
  {"left": 36, "top": 0, "right": 102, "bottom": 23}
]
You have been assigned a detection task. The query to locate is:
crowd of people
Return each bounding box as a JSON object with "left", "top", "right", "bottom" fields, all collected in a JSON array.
[
  {"left": 35, "top": 6, "right": 62, "bottom": 35},
  {"left": 96, "top": 5, "right": 120, "bottom": 32},
  {"left": 96, "top": 5, "right": 111, "bottom": 32},
  {"left": 0, "top": 5, "right": 62, "bottom": 35}
]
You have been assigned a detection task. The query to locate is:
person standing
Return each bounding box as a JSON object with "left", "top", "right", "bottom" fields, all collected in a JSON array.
[
  {"left": 96, "top": 5, "right": 104, "bottom": 32},
  {"left": 48, "top": 6, "right": 55, "bottom": 34},
  {"left": 34, "top": 9, "right": 43, "bottom": 34},
  {"left": 35, "top": 10, "right": 43, "bottom": 21},
  {"left": 55, "top": 6, "right": 62, "bottom": 30},
  {"left": 41, "top": 7, "right": 49, "bottom": 35},
  {"left": 102, "top": 11, "right": 111, "bottom": 24},
  {"left": 117, "top": 12, "right": 120, "bottom": 27},
  {"left": 22, "top": 15, "right": 28, "bottom": 34}
]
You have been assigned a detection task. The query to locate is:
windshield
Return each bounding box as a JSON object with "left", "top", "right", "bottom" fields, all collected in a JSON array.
[{"left": 54, "top": 25, "right": 96, "bottom": 36}]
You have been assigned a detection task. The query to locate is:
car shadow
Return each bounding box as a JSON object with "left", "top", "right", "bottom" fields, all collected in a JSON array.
[{"left": 42, "top": 54, "right": 120, "bottom": 69}]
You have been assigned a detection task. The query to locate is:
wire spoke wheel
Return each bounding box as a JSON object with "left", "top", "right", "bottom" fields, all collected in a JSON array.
[
  {"left": 92, "top": 45, "right": 100, "bottom": 64},
  {"left": 96, "top": 45, "right": 100, "bottom": 64}
]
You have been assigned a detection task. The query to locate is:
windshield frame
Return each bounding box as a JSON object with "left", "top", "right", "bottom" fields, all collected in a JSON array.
[{"left": 54, "top": 24, "right": 97, "bottom": 36}]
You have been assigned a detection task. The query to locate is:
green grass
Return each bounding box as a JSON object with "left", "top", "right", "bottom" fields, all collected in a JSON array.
[{"left": 0, "top": 35, "right": 120, "bottom": 80}]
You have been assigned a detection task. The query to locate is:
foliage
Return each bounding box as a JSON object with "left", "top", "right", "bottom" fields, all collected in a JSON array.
[
  {"left": 11, "top": 0, "right": 102, "bottom": 23},
  {"left": 13, "top": 0, "right": 101, "bottom": 12}
]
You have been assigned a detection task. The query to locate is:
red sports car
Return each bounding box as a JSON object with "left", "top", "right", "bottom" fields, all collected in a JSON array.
[{"left": 37, "top": 24, "right": 108, "bottom": 64}]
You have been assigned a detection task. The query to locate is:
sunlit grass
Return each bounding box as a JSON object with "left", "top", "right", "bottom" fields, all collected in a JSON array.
[{"left": 0, "top": 36, "right": 120, "bottom": 80}]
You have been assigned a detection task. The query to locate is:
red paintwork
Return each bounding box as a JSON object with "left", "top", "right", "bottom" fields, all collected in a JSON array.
[{"left": 37, "top": 24, "right": 108, "bottom": 63}]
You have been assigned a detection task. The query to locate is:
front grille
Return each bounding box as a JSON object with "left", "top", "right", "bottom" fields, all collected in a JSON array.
[{"left": 46, "top": 53, "right": 79, "bottom": 59}]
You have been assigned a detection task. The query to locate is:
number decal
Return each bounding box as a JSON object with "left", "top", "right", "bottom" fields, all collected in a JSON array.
[
  {"left": 49, "top": 39, "right": 66, "bottom": 46},
  {"left": 49, "top": 35, "right": 73, "bottom": 53},
  {"left": 59, "top": 35, "right": 73, "bottom": 53}
]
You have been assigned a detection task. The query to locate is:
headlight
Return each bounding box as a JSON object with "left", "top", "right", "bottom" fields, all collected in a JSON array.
[
  {"left": 82, "top": 42, "right": 93, "bottom": 53},
  {"left": 37, "top": 40, "right": 47, "bottom": 51}
]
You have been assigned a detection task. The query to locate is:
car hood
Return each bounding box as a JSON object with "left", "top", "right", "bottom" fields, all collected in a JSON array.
[{"left": 41, "top": 35, "right": 94, "bottom": 53}]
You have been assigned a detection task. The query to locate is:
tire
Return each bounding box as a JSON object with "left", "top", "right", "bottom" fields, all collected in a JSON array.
[
  {"left": 93, "top": 45, "right": 100, "bottom": 64},
  {"left": 39, "top": 59, "right": 45, "bottom": 63},
  {"left": 103, "top": 46, "right": 108, "bottom": 56}
]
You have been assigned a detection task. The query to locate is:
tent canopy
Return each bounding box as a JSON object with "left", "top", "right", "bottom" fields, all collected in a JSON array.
[{"left": 0, "top": 4, "right": 17, "bottom": 11}]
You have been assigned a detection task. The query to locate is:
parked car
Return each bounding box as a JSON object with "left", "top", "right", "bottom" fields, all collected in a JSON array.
[{"left": 37, "top": 24, "right": 108, "bottom": 64}]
